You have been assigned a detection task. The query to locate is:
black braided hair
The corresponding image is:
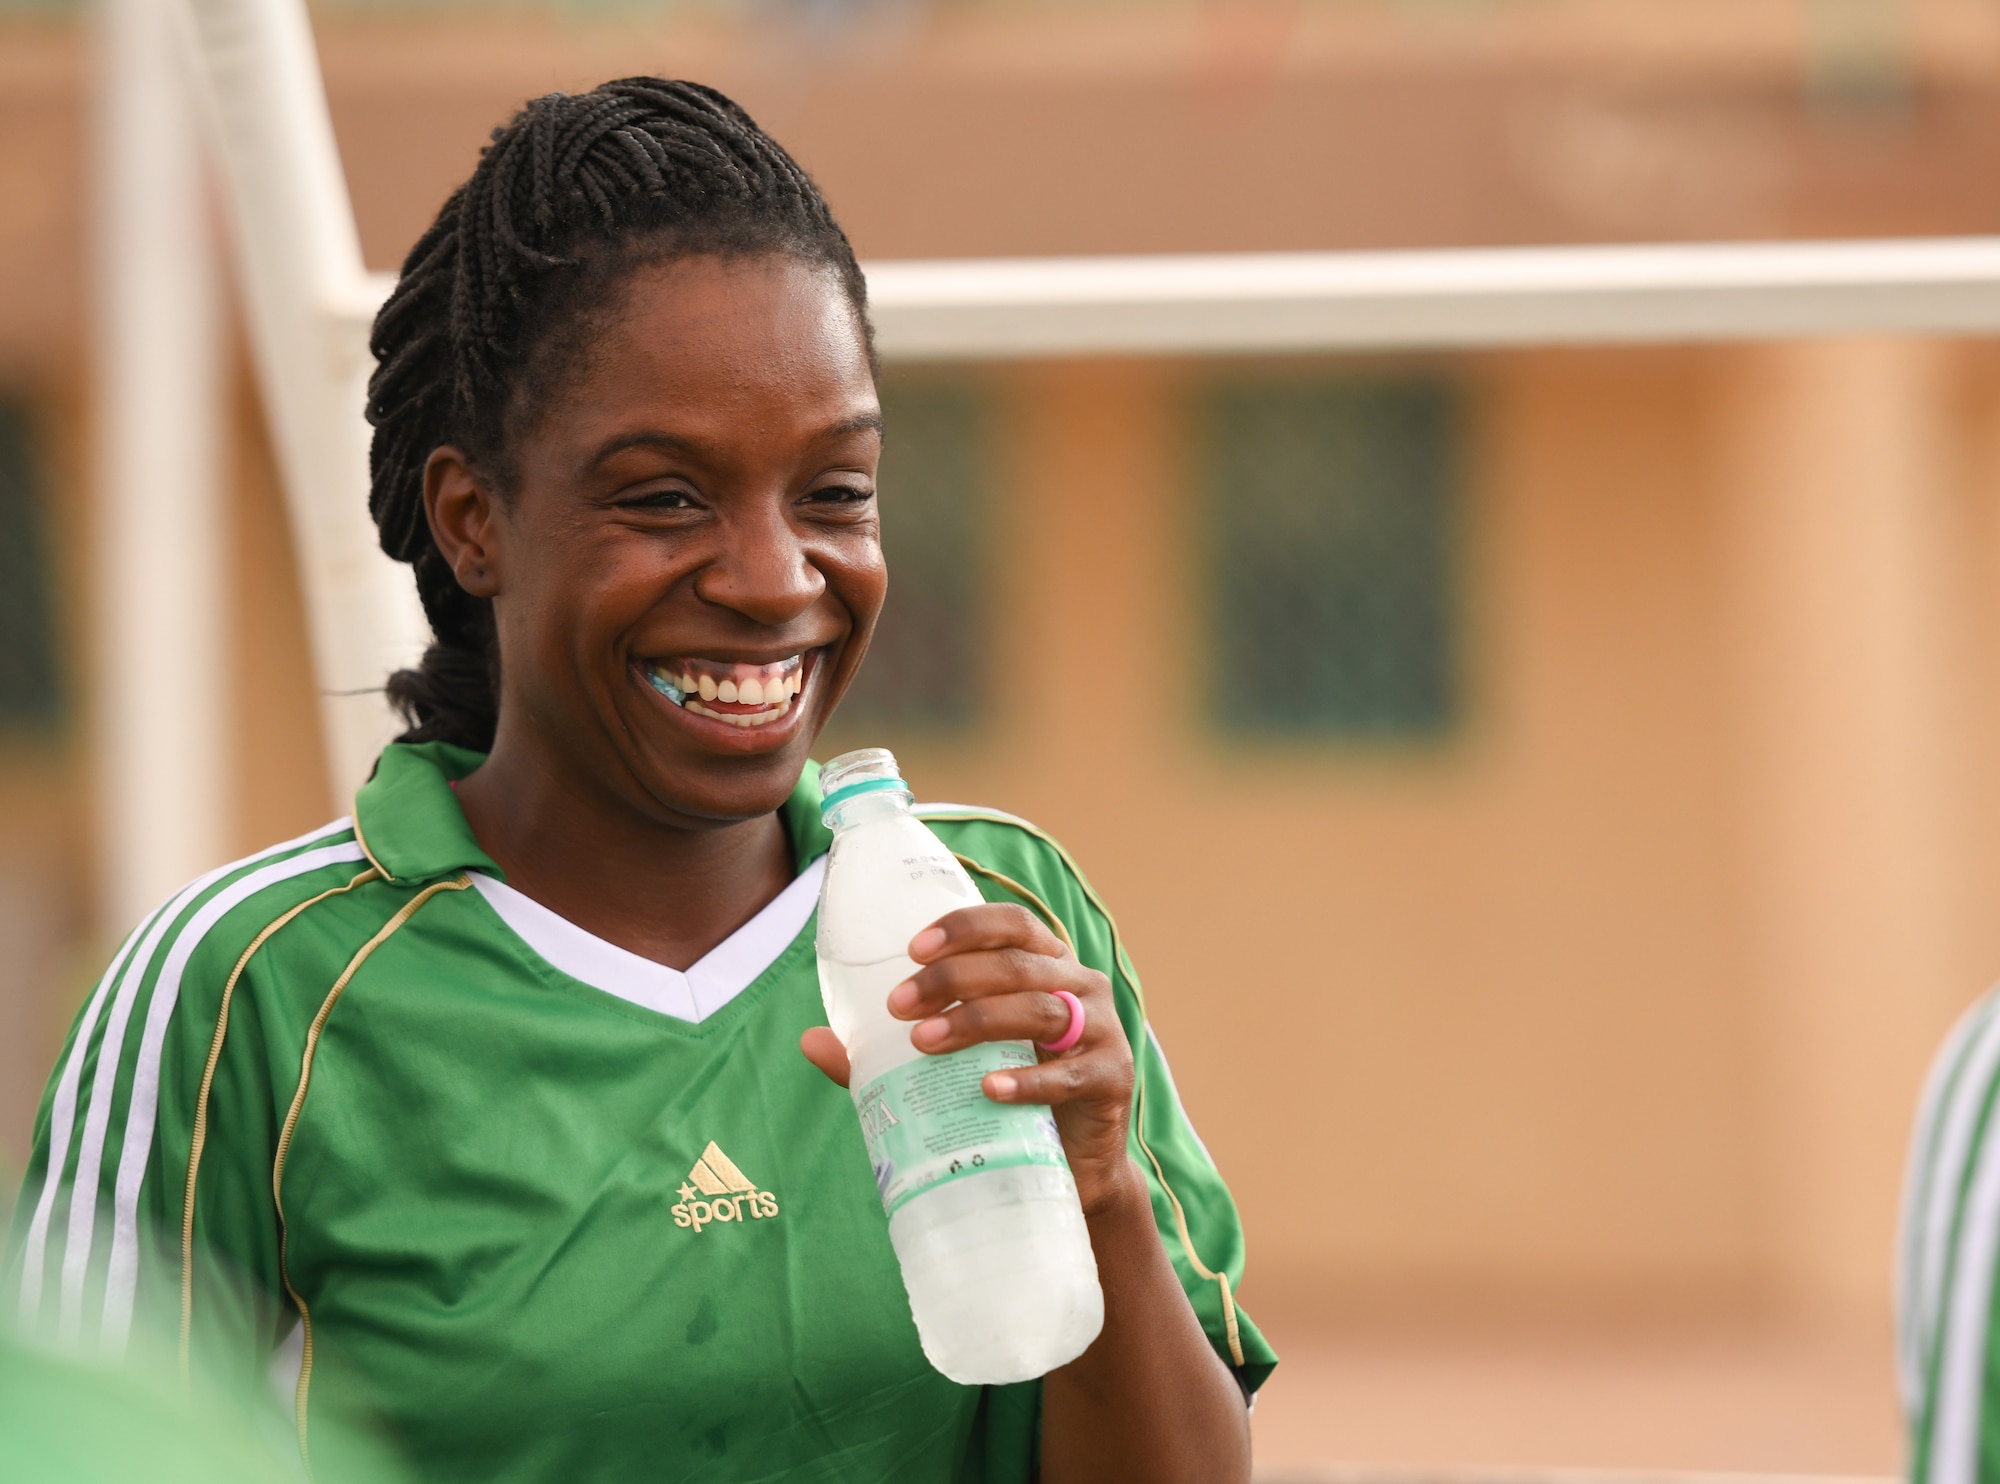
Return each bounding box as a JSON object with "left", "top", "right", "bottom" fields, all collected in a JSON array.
[{"left": 367, "top": 78, "right": 874, "bottom": 751}]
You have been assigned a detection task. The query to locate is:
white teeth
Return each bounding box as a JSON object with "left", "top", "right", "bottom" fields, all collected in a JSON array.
[{"left": 657, "top": 656, "right": 806, "bottom": 717}]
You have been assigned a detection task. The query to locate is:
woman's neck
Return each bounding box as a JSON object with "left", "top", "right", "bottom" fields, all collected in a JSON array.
[{"left": 450, "top": 732, "right": 795, "bottom": 973}]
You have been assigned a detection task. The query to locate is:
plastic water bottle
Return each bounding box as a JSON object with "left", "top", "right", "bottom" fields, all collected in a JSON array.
[{"left": 814, "top": 748, "right": 1104, "bottom": 1384}]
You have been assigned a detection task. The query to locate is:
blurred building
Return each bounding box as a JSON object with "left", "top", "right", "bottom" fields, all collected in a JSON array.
[{"left": 7, "top": 0, "right": 2000, "bottom": 1471}]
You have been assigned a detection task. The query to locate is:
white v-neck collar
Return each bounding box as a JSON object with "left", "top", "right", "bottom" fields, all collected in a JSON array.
[{"left": 470, "top": 856, "right": 826, "bottom": 1023}]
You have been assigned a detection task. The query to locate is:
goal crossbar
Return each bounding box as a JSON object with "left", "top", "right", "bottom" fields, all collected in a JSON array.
[
  {"left": 860, "top": 238, "right": 2000, "bottom": 359},
  {"left": 369, "top": 235, "right": 2000, "bottom": 362}
]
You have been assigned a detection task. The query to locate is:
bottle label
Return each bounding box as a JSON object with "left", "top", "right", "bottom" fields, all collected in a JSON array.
[{"left": 853, "top": 1043, "right": 1070, "bottom": 1218}]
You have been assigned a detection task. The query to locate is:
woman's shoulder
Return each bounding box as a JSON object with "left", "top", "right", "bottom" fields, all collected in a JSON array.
[
  {"left": 912, "top": 799, "right": 1071, "bottom": 879},
  {"left": 109, "top": 816, "right": 385, "bottom": 996},
  {"left": 913, "top": 800, "right": 1124, "bottom": 960}
]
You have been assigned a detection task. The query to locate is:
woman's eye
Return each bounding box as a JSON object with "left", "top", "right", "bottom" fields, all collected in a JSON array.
[
  {"left": 807, "top": 485, "right": 874, "bottom": 505},
  {"left": 624, "top": 488, "right": 697, "bottom": 510}
]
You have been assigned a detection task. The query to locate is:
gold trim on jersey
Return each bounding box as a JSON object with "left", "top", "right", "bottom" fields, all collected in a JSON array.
[
  {"left": 943, "top": 827, "right": 1246, "bottom": 1368},
  {"left": 954, "top": 856, "right": 1077, "bottom": 955},
  {"left": 273, "top": 875, "right": 470, "bottom": 1468},
  {"left": 179, "top": 865, "right": 381, "bottom": 1381},
  {"left": 349, "top": 812, "right": 395, "bottom": 882}
]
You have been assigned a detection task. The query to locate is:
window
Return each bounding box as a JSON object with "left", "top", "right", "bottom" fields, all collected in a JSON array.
[
  {"left": 1202, "top": 372, "right": 1460, "bottom": 738},
  {"left": 833, "top": 373, "right": 988, "bottom": 733},
  {"left": 0, "top": 402, "right": 62, "bottom": 728}
]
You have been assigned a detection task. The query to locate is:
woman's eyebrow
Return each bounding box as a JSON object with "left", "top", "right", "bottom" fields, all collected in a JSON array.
[
  {"left": 822, "top": 412, "right": 885, "bottom": 440},
  {"left": 586, "top": 413, "right": 882, "bottom": 470},
  {"left": 586, "top": 430, "right": 702, "bottom": 468}
]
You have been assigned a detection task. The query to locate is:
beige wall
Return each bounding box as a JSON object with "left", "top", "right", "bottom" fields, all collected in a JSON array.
[
  {"left": 810, "top": 343, "right": 2000, "bottom": 1330},
  {"left": 310, "top": 1, "right": 2000, "bottom": 274},
  {"left": 863, "top": 351, "right": 1764, "bottom": 1310}
]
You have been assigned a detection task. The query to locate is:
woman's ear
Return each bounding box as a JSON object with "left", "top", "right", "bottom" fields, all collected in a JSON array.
[{"left": 424, "top": 446, "right": 503, "bottom": 599}]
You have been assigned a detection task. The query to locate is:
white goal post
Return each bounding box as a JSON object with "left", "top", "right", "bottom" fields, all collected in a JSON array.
[
  {"left": 117, "top": 0, "right": 2000, "bottom": 915},
  {"left": 857, "top": 238, "right": 2000, "bottom": 359},
  {"left": 361, "top": 236, "right": 2000, "bottom": 367}
]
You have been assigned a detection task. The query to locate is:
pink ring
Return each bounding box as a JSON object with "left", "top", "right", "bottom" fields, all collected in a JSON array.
[{"left": 1036, "top": 990, "right": 1086, "bottom": 1054}]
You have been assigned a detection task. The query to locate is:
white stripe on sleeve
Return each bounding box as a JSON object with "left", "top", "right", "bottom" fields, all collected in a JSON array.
[
  {"left": 53, "top": 817, "right": 354, "bottom": 1345},
  {"left": 912, "top": 802, "right": 1036, "bottom": 829},
  {"left": 100, "top": 840, "right": 366, "bottom": 1348},
  {"left": 15, "top": 917, "right": 151, "bottom": 1326}
]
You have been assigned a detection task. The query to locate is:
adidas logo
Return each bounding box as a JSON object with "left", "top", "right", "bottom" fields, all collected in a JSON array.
[{"left": 672, "top": 1141, "right": 780, "bottom": 1233}]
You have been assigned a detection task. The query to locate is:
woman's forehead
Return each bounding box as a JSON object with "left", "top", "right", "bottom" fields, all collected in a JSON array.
[
  {"left": 521, "top": 256, "right": 878, "bottom": 463},
  {"left": 606, "top": 256, "right": 867, "bottom": 380}
]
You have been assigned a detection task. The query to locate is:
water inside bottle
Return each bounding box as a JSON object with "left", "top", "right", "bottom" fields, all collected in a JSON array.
[{"left": 815, "top": 747, "right": 1105, "bottom": 1384}]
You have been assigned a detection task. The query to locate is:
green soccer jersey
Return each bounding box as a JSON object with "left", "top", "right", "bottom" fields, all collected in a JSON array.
[{"left": 8, "top": 742, "right": 1275, "bottom": 1482}]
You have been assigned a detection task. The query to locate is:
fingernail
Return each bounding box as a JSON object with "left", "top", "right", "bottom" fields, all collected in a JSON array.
[
  {"left": 909, "top": 926, "right": 945, "bottom": 959},
  {"left": 914, "top": 1017, "right": 950, "bottom": 1048},
  {"left": 888, "top": 981, "right": 918, "bottom": 1016},
  {"left": 986, "top": 1073, "right": 1017, "bottom": 1099}
]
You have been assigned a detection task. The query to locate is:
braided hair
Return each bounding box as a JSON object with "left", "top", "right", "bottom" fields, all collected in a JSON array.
[{"left": 367, "top": 78, "right": 873, "bottom": 751}]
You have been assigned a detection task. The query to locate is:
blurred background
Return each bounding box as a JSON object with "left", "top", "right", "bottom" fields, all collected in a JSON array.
[{"left": 12, "top": 0, "right": 2000, "bottom": 1474}]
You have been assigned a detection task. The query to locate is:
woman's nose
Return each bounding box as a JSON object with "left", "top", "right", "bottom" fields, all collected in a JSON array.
[{"left": 691, "top": 508, "right": 826, "bottom": 626}]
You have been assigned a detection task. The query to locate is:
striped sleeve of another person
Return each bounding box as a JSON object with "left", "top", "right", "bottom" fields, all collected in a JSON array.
[{"left": 1901, "top": 986, "right": 2000, "bottom": 1484}]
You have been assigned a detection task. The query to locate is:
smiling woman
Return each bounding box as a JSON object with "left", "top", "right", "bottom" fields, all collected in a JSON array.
[{"left": 6, "top": 78, "right": 1272, "bottom": 1484}]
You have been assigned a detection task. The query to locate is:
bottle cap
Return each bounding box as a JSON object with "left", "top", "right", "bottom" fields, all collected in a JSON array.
[{"left": 819, "top": 747, "right": 911, "bottom": 818}]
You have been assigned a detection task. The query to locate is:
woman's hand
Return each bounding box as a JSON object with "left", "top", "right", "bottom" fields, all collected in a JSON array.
[{"left": 797, "top": 902, "right": 1138, "bottom": 1214}]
